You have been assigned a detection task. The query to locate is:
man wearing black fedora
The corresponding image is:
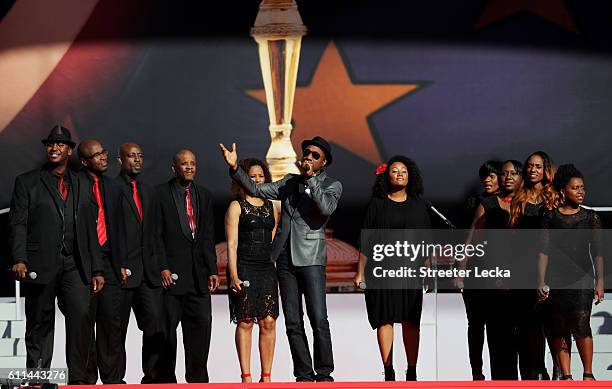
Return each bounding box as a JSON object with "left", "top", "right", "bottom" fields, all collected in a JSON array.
[
  {"left": 220, "top": 136, "right": 342, "bottom": 382},
  {"left": 9, "top": 125, "right": 104, "bottom": 384}
]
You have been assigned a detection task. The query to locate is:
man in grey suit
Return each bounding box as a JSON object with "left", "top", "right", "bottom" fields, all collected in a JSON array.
[{"left": 220, "top": 136, "right": 342, "bottom": 382}]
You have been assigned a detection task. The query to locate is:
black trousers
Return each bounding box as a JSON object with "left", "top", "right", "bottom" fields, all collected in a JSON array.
[
  {"left": 463, "top": 289, "right": 519, "bottom": 380},
  {"left": 462, "top": 290, "right": 487, "bottom": 377},
  {"left": 161, "top": 287, "right": 212, "bottom": 383},
  {"left": 513, "top": 289, "right": 548, "bottom": 380},
  {"left": 88, "top": 253, "right": 123, "bottom": 384},
  {"left": 119, "top": 281, "right": 165, "bottom": 383},
  {"left": 486, "top": 290, "right": 519, "bottom": 380},
  {"left": 276, "top": 249, "right": 334, "bottom": 381},
  {"left": 23, "top": 254, "right": 95, "bottom": 384}
]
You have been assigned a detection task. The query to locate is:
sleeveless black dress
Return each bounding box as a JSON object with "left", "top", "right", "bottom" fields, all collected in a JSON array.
[{"left": 227, "top": 199, "right": 279, "bottom": 323}]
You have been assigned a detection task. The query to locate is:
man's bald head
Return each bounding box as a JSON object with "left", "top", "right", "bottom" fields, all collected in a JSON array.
[
  {"left": 172, "top": 149, "right": 197, "bottom": 183},
  {"left": 77, "top": 140, "right": 101, "bottom": 159},
  {"left": 78, "top": 139, "right": 108, "bottom": 173},
  {"left": 118, "top": 142, "right": 143, "bottom": 177}
]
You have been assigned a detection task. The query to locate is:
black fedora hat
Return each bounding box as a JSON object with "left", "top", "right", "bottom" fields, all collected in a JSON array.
[
  {"left": 41, "top": 125, "right": 76, "bottom": 148},
  {"left": 301, "top": 136, "right": 333, "bottom": 166}
]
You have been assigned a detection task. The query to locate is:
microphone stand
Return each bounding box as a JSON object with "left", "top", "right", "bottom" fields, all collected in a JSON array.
[{"left": 423, "top": 199, "right": 456, "bottom": 380}]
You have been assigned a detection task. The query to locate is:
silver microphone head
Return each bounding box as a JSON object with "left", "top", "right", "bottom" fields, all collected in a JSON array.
[
  {"left": 125, "top": 269, "right": 132, "bottom": 277},
  {"left": 358, "top": 281, "right": 366, "bottom": 290},
  {"left": 543, "top": 285, "right": 550, "bottom": 294},
  {"left": 171, "top": 273, "right": 179, "bottom": 281},
  {"left": 29, "top": 271, "right": 38, "bottom": 280},
  {"left": 242, "top": 280, "right": 250, "bottom": 288}
]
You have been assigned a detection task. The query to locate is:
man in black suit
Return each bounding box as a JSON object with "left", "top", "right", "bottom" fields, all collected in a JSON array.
[
  {"left": 116, "top": 143, "right": 166, "bottom": 383},
  {"left": 156, "top": 149, "right": 219, "bottom": 383},
  {"left": 9, "top": 125, "right": 104, "bottom": 384},
  {"left": 77, "top": 140, "right": 125, "bottom": 384}
]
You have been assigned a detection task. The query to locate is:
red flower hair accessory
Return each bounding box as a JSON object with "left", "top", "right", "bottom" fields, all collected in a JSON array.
[{"left": 375, "top": 163, "right": 387, "bottom": 175}]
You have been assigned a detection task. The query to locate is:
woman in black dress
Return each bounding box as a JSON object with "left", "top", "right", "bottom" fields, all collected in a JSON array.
[
  {"left": 224, "top": 158, "right": 279, "bottom": 382},
  {"left": 537, "top": 164, "right": 604, "bottom": 381},
  {"left": 460, "top": 160, "right": 523, "bottom": 380},
  {"left": 509, "top": 151, "right": 558, "bottom": 380},
  {"left": 353, "top": 155, "right": 431, "bottom": 381}
]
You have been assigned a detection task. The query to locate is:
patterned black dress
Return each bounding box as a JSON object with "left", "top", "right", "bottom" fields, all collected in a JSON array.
[
  {"left": 228, "top": 199, "right": 279, "bottom": 323},
  {"left": 541, "top": 208, "right": 602, "bottom": 341}
]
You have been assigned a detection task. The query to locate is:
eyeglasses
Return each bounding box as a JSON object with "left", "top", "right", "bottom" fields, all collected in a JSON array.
[
  {"left": 302, "top": 149, "right": 322, "bottom": 161},
  {"left": 83, "top": 149, "right": 108, "bottom": 160}
]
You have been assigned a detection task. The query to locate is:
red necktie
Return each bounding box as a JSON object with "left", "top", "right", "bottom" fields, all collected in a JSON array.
[
  {"left": 92, "top": 176, "right": 107, "bottom": 246},
  {"left": 130, "top": 181, "right": 143, "bottom": 221},
  {"left": 185, "top": 186, "right": 196, "bottom": 237},
  {"left": 57, "top": 174, "right": 68, "bottom": 200}
]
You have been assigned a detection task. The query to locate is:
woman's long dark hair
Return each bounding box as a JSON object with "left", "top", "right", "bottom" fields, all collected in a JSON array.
[
  {"left": 509, "top": 151, "right": 557, "bottom": 228},
  {"left": 371, "top": 155, "right": 424, "bottom": 199}
]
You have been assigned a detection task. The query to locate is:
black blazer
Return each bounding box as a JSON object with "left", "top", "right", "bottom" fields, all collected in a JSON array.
[
  {"left": 79, "top": 170, "right": 127, "bottom": 283},
  {"left": 116, "top": 174, "right": 162, "bottom": 288},
  {"left": 155, "top": 179, "right": 217, "bottom": 295},
  {"left": 9, "top": 167, "right": 102, "bottom": 284}
]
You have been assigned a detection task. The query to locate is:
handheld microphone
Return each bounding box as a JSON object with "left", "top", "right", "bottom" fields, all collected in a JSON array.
[
  {"left": 534, "top": 285, "right": 550, "bottom": 311},
  {"left": 125, "top": 268, "right": 132, "bottom": 277},
  {"left": 242, "top": 280, "right": 250, "bottom": 288},
  {"left": 424, "top": 200, "right": 456, "bottom": 229},
  {"left": 358, "top": 281, "right": 366, "bottom": 290},
  {"left": 171, "top": 273, "right": 179, "bottom": 281},
  {"left": 29, "top": 271, "right": 37, "bottom": 280}
]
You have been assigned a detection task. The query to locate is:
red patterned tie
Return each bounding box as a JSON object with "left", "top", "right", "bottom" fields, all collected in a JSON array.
[
  {"left": 92, "top": 176, "right": 107, "bottom": 246},
  {"left": 185, "top": 186, "right": 196, "bottom": 237},
  {"left": 57, "top": 174, "right": 68, "bottom": 200},
  {"left": 130, "top": 180, "right": 143, "bottom": 221}
]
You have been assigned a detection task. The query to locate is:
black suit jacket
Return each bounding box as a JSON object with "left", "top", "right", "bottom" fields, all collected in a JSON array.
[
  {"left": 155, "top": 179, "right": 217, "bottom": 295},
  {"left": 79, "top": 170, "right": 127, "bottom": 283},
  {"left": 9, "top": 167, "right": 102, "bottom": 284},
  {"left": 116, "top": 173, "right": 162, "bottom": 288}
]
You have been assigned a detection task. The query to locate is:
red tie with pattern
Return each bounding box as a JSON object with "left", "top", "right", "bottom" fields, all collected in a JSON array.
[
  {"left": 130, "top": 180, "right": 143, "bottom": 221},
  {"left": 56, "top": 174, "right": 68, "bottom": 200},
  {"left": 92, "top": 175, "right": 107, "bottom": 246},
  {"left": 185, "top": 186, "right": 196, "bottom": 237}
]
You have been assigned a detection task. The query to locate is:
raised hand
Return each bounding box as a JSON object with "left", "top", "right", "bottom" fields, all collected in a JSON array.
[{"left": 219, "top": 143, "right": 238, "bottom": 170}]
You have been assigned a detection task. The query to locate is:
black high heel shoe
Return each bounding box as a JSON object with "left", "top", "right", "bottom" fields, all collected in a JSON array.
[
  {"left": 405, "top": 366, "right": 417, "bottom": 381},
  {"left": 583, "top": 372, "right": 596, "bottom": 381},
  {"left": 383, "top": 366, "right": 395, "bottom": 381}
]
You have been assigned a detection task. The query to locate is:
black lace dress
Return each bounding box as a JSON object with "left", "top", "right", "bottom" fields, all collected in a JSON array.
[
  {"left": 541, "top": 208, "right": 602, "bottom": 340},
  {"left": 227, "top": 199, "right": 279, "bottom": 323}
]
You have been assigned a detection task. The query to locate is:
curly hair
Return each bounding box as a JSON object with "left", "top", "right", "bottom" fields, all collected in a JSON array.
[
  {"left": 371, "top": 155, "right": 424, "bottom": 199},
  {"left": 552, "top": 164, "right": 583, "bottom": 193},
  {"left": 509, "top": 151, "right": 558, "bottom": 228},
  {"left": 230, "top": 158, "right": 272, "bottom": 200}
]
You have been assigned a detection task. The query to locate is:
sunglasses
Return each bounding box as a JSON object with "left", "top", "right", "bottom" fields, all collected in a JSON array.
[{"left": 302, "top": 149, "right": 322, "bottom": 161}]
